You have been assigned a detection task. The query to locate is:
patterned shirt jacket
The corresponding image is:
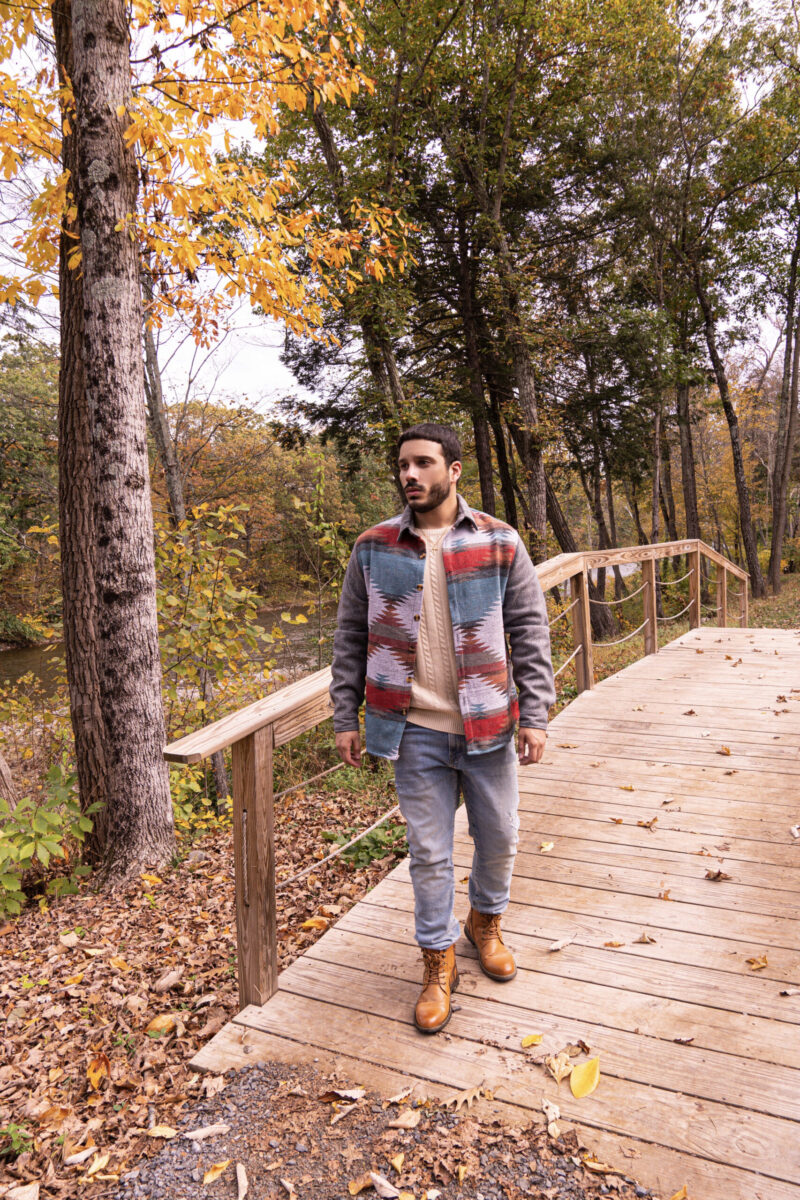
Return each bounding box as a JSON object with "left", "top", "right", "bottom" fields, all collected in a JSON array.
[{"left": 330, "top": 495, "right": 556, "bottom": 760}]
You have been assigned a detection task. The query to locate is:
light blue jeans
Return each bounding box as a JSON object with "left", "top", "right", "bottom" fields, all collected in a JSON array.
[{"left": 393, "top": 723, "right": 520, "bottom": 949}]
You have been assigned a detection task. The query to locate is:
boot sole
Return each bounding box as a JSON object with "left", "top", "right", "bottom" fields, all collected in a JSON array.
[
  {"left": 414, "top": 968, "right": 459, "bottom": 1035},
  {"left": 465, "top": 925, "right": 517, "bottom": 982}
]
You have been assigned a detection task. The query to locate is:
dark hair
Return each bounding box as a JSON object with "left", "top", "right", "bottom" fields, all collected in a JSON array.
[{"left": 397, "top": 423, "right": 462, "bottom": 467}]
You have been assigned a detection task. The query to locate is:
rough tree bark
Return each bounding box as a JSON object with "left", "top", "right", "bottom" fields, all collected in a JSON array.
[
  {"left": 52, "top": 0, "right": 110, "bottom": 849},
  {"left": 692, "top": 268, "right": 765, "bottom": 597},
  {"left": 72, "top": 0, "right": 173, "bottom": 877},
  {"left": 768, "top": 214, "right": 800, "bottom": 593},
  {"left": 0, "top": 750, "right": 18, "bottom": 808}
]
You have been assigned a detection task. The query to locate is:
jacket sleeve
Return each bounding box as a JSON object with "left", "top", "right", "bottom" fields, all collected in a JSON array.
[
  {"left": 329, "top": 543, "right": 369, "bottom": 732},
  {"left": 503, "top": 534, "right": 556, "bottom": 729}
]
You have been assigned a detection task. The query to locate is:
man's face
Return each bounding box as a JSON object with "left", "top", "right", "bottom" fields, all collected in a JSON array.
[{"left": 397, "top": 439, "right": 461, "bottom": 513}]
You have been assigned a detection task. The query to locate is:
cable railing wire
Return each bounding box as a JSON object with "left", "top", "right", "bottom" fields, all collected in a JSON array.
[
  {"left": 595, "top": 620, "right": 647, "bottom": 647},
  {"left": 553, "top": 643, "right": 582, "bottom": 677},
  {"left": 589, "top": 579, "right": 647, "bottom": 606},
  {"left": 548, "top": 597, "right": 580, "bottom": 627},
  {"left": 276, "top": 803, "right": 402, "bottom": 891},
  {"left": 659, "top": 569, "right": 693, "bottom": 586},
  {"left": 657, "top": 599, "right": 693, "bottom": 622}
]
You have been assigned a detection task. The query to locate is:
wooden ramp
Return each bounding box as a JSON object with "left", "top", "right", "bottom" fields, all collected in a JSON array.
[{"left": 193, "top": 626, "right": 800, "bottom": 1200}]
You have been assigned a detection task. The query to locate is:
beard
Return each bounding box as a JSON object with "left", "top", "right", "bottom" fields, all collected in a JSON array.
[{"left": 405, "top": 477, "right": 452, "bottom": 513}]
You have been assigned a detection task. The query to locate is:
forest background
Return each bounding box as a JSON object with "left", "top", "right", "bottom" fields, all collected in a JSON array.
[{"left": 1, "top": 0, "right": 800, "bottom": 905}]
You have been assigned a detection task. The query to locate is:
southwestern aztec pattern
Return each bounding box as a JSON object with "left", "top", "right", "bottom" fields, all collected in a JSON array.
[{"left": 331, "top": 498, "right": 554, "bottom": 760}]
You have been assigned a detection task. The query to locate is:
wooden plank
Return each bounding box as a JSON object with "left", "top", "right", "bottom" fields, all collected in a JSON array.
[
  {"left": 524, "top": 760, "right": 800, "bottom": 803},
  {"left": 540, "top": 734, "right": 800, "bottom": 772},
  {"left": 349, "top": 875, "right": 800, "bottom": 983},
  {"left": 286, "top": 944, "right": 800, "bottom": 1119},
  {"left": 272, "top": 691, "right": 333, "bottom": 746},
  {"left": 191, "top": 1020, "right": 796, "bottom": 1200},
  {"left": 360, "top": 878, "right": 800, "bottom": 1030},
  {"left": 551, "top": 710, "right": 800, "bottom": 744},
  {"left": 231, "top": 726, "right": 278, "bottom": 1007},
  {"left": 508, "top": 806, "right": 800, "bottom": 869},
  {"left": 494, "top": 826, "right": 800, "bottom": 894},
  {"left": 236, "top": 990, "right": 800, "bottom": 1185},
  {"left": 570, "top": 568, "right": 594, "bottom": 692},
  {"left": 642, "top": 558, "right": 658, "bottom": 655},
  {"left": 164, "top": 666, "right": 332, "bottom": 762}
]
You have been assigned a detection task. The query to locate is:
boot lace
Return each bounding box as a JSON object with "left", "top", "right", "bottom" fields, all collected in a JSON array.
[
  {"left": 481, "top": 913, "right": 504, "bottom": 943},
  {"left": 421, "top": 948, "right": 448, "bottom": 988}
]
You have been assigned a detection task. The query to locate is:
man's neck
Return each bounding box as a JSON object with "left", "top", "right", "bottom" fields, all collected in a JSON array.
[{"left": 412, "top": 491, "right": 459, "bottom": 530}]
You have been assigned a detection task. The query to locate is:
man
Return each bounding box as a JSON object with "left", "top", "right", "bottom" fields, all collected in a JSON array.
[{"left": 331, "top": 423, "right": 555, "bottom": 1034}]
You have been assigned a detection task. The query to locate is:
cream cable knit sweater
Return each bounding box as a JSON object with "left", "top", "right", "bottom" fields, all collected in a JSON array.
[{"left": 407, "top": 525, "right": 465, "bottom": 735}]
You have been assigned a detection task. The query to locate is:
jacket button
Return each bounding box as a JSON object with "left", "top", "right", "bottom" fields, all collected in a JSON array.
[
  {"left": 413, "top": 614, "right": 420, "bottom": 621},
  {"left": 419, "top": 552, "right": 425, "bottom": 558},
  {"left": 400, "top": 707, "right": 407, "bottom": 715},
  {"left": 416, "top": 583, "right": 423, "bottom": 590}
]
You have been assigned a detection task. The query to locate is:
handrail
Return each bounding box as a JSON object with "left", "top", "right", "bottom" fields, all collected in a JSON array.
[{"left": 163, "top": 535, "right": 748, "bottom": 1009}]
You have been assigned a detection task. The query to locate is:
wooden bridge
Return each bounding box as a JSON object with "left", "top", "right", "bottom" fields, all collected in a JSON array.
[{"left": 165, "top": 540, "right": 800, "bottom": 1200}]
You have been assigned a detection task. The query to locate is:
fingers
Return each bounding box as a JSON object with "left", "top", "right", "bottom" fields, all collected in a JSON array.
[
  {"left": 336, "top": 730, "right": 362, "bottom": 768},
  {"left": 518, "top": 728, "right": 546, "bottom": 764}
]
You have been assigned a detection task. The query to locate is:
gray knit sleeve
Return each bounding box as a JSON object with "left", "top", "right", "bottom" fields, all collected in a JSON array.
[
  {"left": 329, "top": 544, "right": 369, "bottom": 731},
  {"left": 503, "top": 535, "right": 556, "bottom": 729}
]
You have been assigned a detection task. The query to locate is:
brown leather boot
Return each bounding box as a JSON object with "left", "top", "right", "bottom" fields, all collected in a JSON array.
[
  {"left": 414, "top": 945, "right": 459, "bottom": 1034},
  {"left": 464, "top": 908, "right": 517, "bottom": 981}
]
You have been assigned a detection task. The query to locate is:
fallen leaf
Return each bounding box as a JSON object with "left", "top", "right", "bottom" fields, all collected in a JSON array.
[
  {"left": 570, "top": 1056, "right": 600, "bottom": 1098},
  {"left": 184, "top": 1123, "right": 231, "bottom": 1140},
  {"left": 280, "top": 1180, "right": 297, "bottom": 1199},
  {"left": 388, "top": 1108, "right": 421, "bottom": 1129},
  {"left": 236, "top": 1162, "right": 248, "bottom": 1200},
  {"left": 398, "top": 1194, "right": 415, "bottom": 1200},
  {"left": 154, "top": 968, "right": 183, "bottom": 992},
  {"left": 64, "top": 1145, "right": 97, "bottom": 1166},
  {"left": 64, "top": 972, "right": 84, "bottom": 985},
  {"left": 86, "top": 1152, "right": 110, "bottom": 1178},
  {"left": 87, "top": 1052, "right": 110, "bottom": 1091},
  {"left": 370, "top": 1171, "right": 401, "bottom": 1198},
  {"left": 540, "top": 841, "right": 555, "bottom": 852},
  {"left": 780, "top": 987, "right": 800, "bottom": 996},
  {"left": 521, "top": 1034, "right": 543, "bottom": 1048},
  {"left": 146, "top": 1126, "right": 177, "bottom": 1139},
  {"left": 557, "top": 743, "right": 578, "bottom": 748},
  {"left": 457, "top": 1164, "right": 468, "bottom": 1184},
  {"left": 695, "top": 648, "right": 704, "bottom": 654},
  {"left": 545, "top": 1051, "right": 573, "bottom": 1083},
  {"left": 7, "top": 1185, "right": 40, "bottom": 1200},
  {"left": 390, "top": 1153, "right": 405, "bottom": 1173},
  {"left": 583, "top": 1156, "right": 615, "bottom": 1173},
  {"left": 319, "top": 1088, "right": 366, "bottom": 1102},
  {"left": 682, "top": 709, "right": 696, "bottom": 716},
  {"left": 548, "top": 935, "right": 575, "bottom": 952},
  {"left": 145, "top": 1012, "right": 178, "bottom": 1038},
  {"left": 542, "top": 1096, "right": 561, "bottom": 1138},
  {"left": 673, "top": 1036, "right": 694, "bottom": 1045},
  {"left": 668, "top": 1187, "right": 688, "bottom": 1200},
  {"left": 717, "top": 746, "right": 731, "bottom": 756},
  {"left": 790, "top": 825, "right": 800, "bottom": 840},
  {"left": 386, "top": 1085, "right": 415, "bottom": 1104},
  {"left": 619, "top": 785, "right": 635, "bottom": 792},
  {"left": 637, "top": 817, "right": 658, "bottom": 831},
  {"left": 634, "top": 932, "right": 656, "bottom": 944},
  {"left": 746, "top": 955, "right": 768, "bottom": 971},
  {"left": 705, "top": 869, "right": 731, "bottom": 881},
  {"left": 565, "top": 1040, "right": 591, "bottom": 1056},
  {"left": 348, "top": 1175, "right": 373, "bottom": 1196},
  {"left": 441, "top": 1083, "right": 483, "bottom": 1111},
  {"left": 59, "top": 931, "right": 80, "bottom": 949},
  {"left": 109, "top": 955, "right": 132, "bottom": 971},
  {"left": 301, "top": 916, "right": 329, "bottom": 931},
  {"left": 330, "top": 1103, "right": 359, "bottom": 1126},
  {"left": 140, "top": 873, "right": 163, "bottom": 887},
  {"left": 610, "top": 817, "right": 623, "bottom": 824},
  {"left": 658, "top": 889, "right": 671, "bottom": 900},
  {"left": 604, "top": 940, "right": 624, "bottom": 948}
]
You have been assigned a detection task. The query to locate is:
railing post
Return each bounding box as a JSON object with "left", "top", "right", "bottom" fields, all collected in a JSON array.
[
  {"left": 642, "top": 558, "right": 658, "bottom": 655},
  {"left": 570, "top": 569, "right": 594, "bottom": 693},
  {"left": 231, "top": 724, "right": 278, "bottom": 1009},
  {"left": 689, "top": 545, "right": 701, "bottom": 629},
  {"left": 716, "top": 566, "right": 728, "bottom": 627},
  {"left": 739, "top": 578, "right": 749, "bottom": 628}
]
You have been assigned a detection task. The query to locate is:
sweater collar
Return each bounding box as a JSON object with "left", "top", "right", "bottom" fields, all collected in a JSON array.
[{"left": 399, "top": 493, "right": 478, "bottom": 540}]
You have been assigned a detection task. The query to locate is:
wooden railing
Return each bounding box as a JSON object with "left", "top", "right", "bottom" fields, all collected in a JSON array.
[{"left": 164, "top": 537, "right": 748, "bottom": 1009}]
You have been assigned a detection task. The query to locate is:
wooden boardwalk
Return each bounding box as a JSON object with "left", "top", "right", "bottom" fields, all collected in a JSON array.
[{"left": 193, "top": 626, "right": 800, "bottom": 1200}]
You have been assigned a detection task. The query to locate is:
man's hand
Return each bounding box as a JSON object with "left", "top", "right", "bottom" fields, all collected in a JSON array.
[
  {"left": 335, "top": 730, "right": 363, "bottom": 768},
  {"left": 518, "top": 727, "right": 546, "bottom": 765}
]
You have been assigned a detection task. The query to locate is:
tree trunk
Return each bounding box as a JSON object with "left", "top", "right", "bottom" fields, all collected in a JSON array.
[
  {"left": 52, "top": 0, "right": 110, "bottom": 847},
  {"left": 692, "top": 269, "right": 765, "bottom": 597},
  {"left": 72, "top": 0, "right": 173, "bottom": 877},
  {"left": 675, "top": 382, "right": 700, "bottom": 540},
  {"left": 457, "top": 213, "right": 495, "bottom": 514},
  {"left": 660, "top": 438, "right": 679, "bottom": 540},
  {"left": 486, "top": 391, "right": 518, "bottom": 528},
  {"left": 141, "top": 274, "right": 186, "bottom": 525},
  {"left": 768, "top": 215, "right": 800, "bottom": 593},
  {"left": 0, "top": 750, "right": 18, "bottom": 809},
  {"left": 544, "top": 475, "right": 617, "bottom": 639}
]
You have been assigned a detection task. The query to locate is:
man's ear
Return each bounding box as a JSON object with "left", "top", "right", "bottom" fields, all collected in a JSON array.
[{"left": 451, "top": 460, "right": 462, "bottom": 484}]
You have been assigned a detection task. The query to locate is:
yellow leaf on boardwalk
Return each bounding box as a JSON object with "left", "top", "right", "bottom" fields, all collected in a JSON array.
[
  {"left": 521, "top": 1034, "right": 543, "bottom": 1048},
  {"left": 539, "top": 842, "right": 554, "bottom": 852},
  {"left": 569, "top": 1056, "right": 600, "bottom": 1098},
  {"left": 746, "top": 955, "right": 768, "bottom": 971},
  {"left": 203, "top": 1159, "right": 231, "bottom": 1184},
  {"left": 302, "top": 917, "right": 329, "bottom": 931},
  {"left": 668, "top": 1188, "right": 688, "bottom": 1200}
]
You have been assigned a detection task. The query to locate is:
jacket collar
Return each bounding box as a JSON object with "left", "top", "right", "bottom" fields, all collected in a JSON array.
[{"left": 398, "top": 493, "right": 478, "bottom": 540}]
